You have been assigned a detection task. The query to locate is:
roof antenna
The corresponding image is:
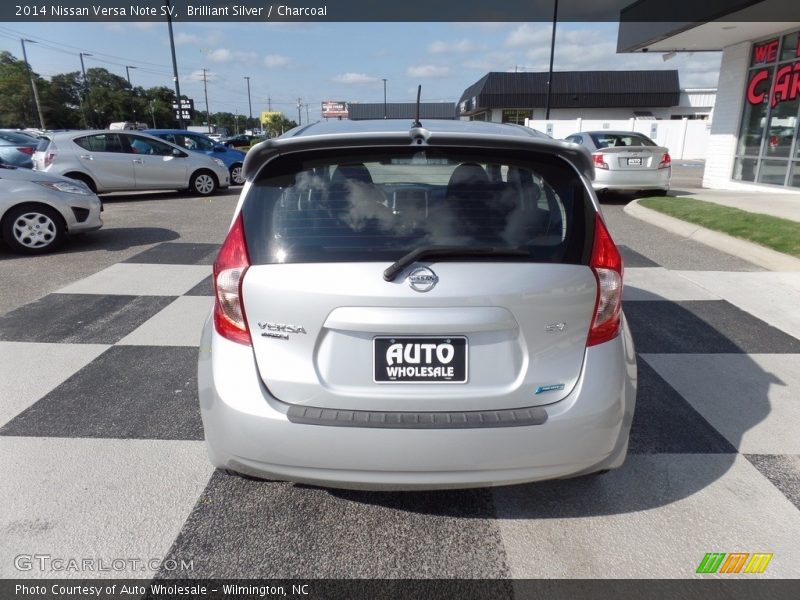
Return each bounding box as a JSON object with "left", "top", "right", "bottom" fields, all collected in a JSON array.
[{"left": 412, "top": 85, "right": 422, "bottom": 128}]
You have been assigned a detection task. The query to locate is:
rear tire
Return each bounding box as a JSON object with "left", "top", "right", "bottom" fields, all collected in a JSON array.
[
  {"left": 2, "top": 204, "right": 65, "bottom": 254},
  {"left": 189, "top": 170, "right": 218, "bottom": 196},
  {"left": 64, "top": 173, "right": 97, "bottom": 193}
]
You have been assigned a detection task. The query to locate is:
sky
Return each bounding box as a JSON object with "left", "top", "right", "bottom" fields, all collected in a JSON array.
[{"left": 0, "top": 21, "right": 722, "bottom": 122}]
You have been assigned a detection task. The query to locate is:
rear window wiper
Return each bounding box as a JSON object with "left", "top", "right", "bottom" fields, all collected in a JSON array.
[{"left": 383, "top": 246, "right": 529, "bottom": 282}]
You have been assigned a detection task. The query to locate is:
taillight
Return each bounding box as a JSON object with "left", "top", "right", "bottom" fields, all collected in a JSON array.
[
  {"left": 587, "top": 213, "right": 623, "bottom": 347},
  {"left": 17, "top": 147, "right": 35, "bottom": 155},
  {"left": 658, "top": 152, "right": 671, "bottom": 169},
  {"left": 44, "top": 152, "right": 55, "bottom": 168},
  {"left": 593, "top": 153, "right": 608, "bottom": 170},
  {"left": 768, "top": 136, "right": 778, "bottom": 148},
  {"left": 213, "top": 214, "right": 252, "bottom": 345}
]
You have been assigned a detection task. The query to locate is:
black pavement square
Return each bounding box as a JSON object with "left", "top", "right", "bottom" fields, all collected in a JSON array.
[
  {"left": 157, "top": 471, "right": 508, "bottom": 578},
  {"left": 628, "top": 359, "right": 736, "bottom": 454},
  {"left": 0, "top": 294, "right": 174, "bottom": 344},
  {"left": 623, "top": 300, "right": 800, "bottom": 354},
  {"left": 124, "top": 242, "right": 220, "bottom": 265},
  {"left": 184, "top": 275, "right": 213, "bottom": 297},
  {"left": 619, "top": 245, "right": 660, "bottom": 268},
  {"left": 0, "top": 346, "right": 203, "bottom": 440},
  {"left": 746, "top": 454, "right": 800, "bottom": 512}
]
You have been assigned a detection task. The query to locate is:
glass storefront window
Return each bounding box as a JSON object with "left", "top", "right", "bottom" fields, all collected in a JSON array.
[
  {"left": 734, "top": 29, "right": 800, "bottom": 187},
  {"left": 789, "top": 162, "right": 800, "bottom": 188},
  {"left": 736, "top": 67, "right": 773, "bottom": 156},
  {"left": 757, "top": 160, "right": 790, "bottom": 185},
  {"left": 733, "top": 157, "right": 758, "bottom": 182},
  {"left": 780, "top": 32, "right": 800, "bottom": 62}
]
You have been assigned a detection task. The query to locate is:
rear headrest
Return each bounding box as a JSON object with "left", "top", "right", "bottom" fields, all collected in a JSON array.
[
  {"left": 447, "top": 163, "right": 489, "bottom": 188},
  {"left": 331, "top": 163, "right": 373, "bottom": 187}
]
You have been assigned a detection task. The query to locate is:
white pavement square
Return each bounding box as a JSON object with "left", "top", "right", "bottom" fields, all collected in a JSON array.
[
  {"left": 642, "top": 353, "right": 800, "bottom": 454},
  {"left": 117, "top": 296, "right": 214, "bottom": 347},
  {"left": 57, "top": 264, "right": 210, "bottom": 297},
  {"left": 0, "top": 342, "right": 108, "bottom": 428},
  {"left": 675, "top": 271, "right": 800, "bottom": 341},
  {"left": 624, "top": 268, "right": 720, "bottom": 302},
  {"left": 0, "top": 437, "right": 214, "bottom": 579},
  {"left": 493, "top": 455, "right": 800, "bottom": 578}
]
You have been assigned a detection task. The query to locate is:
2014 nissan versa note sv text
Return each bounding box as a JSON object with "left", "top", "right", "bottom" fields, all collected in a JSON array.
[{"left": 198, "top": 119, "right": 637, "bottom": 490}]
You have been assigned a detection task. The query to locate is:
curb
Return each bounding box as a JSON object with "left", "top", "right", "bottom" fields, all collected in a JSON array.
[{"left": 623, "top": 200, "right": 800, "bottom": 272}]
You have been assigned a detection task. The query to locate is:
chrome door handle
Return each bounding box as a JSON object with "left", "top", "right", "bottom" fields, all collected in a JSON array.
[
  {"left": 79, "top": 155, "right": 93, "bottom": 160},
  {"left": 132, "top": 159, "right": 143, "bottom": 164}
]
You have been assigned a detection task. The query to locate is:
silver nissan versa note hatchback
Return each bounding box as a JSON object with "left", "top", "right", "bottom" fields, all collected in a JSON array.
[{"left": 198, "top": 119, "right": 637, "bottom": 490}]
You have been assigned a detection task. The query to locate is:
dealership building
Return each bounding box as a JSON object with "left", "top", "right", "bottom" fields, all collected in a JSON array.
[
  {"left": 618, "top": 5, "right": 800, "bottom": 191},
  {"left": 457, "top": 70, "right": 715, "bottom": 123}
]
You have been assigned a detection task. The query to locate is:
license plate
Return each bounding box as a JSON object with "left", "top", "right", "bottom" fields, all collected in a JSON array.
[
  {"left": 373, "top": 336, "right": 468, "bottom": 383},
  {"left": 627, "top": 158, "right": 643, "bottom": 165}
]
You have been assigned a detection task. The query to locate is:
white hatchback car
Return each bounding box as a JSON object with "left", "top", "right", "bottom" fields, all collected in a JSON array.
[
  {"left": 199, "top": 119, "right": 637, "bottom": 490},
  {"left": 33, "top": 130, "right": 230, "bottom": 196}
]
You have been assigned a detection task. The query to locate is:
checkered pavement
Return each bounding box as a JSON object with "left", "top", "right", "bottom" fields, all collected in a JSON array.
[{"left": 1, "top": 242, "right": 799, "bottom": 579}]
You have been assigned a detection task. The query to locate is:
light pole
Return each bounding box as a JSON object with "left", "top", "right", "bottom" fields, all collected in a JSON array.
[
  {"left": 20, "top": 39, "right": 45, "bottom": 130},
  {"left": 202, "top": 68, "right": 211, "bottom": 133},
  {"left": 244, "top": 76, "right": 252, "bottom": 128},
  {"left": 125, "top": 65, "right": 138, "bottom": 122},
  {"left": 79, "top": 52, "right": 92, "bottom": 128},
  {"left": 544, "top": 0, "right": 559, "bottom": 120},
  {"left": 382, "top": 78, "right": 387, "bottom": 119},
  {"left": 297, "top": 98, "right": 302, "bottom": 126},
  {"left": 164, "top": 0, "right": 184, "bottom": 129}
]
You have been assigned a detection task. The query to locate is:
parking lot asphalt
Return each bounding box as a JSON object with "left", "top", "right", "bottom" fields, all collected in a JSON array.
[{"left": 2, "top": 174, "right": 800, "bottom": 580}]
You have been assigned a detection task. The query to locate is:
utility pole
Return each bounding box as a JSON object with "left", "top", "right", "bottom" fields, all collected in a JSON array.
[
  {"left": 125, "top": 65, "right": 137, "bottom": 122},
  {"left": 267, "top": 96, "right": 271, "bottom": 111},
  {"left": 544, "top": 0, "right": 559, "bottom": 120},
  {"left": 20, "top": 39, "right": 45, "bottom": 130},
  {"left": 244, "top": 76, "right": 252, "bottom": 127},
  {"left": 306, "top": 103, "right": 309, "bottom": 124},
  {"left": 382, "top": 78, "right": 387, "bottom": 119},
  {"left": 79, "top": 52, "right": 92, "bottom": 128},
  {"left": 202, "top": 68, "right": 211, "bottom": 133},
  {"left": 297, "top": 97, "right": 301, "bottom": 126},
  {"left": 164, "top": 0, "right": 184, "bottom": 129}
]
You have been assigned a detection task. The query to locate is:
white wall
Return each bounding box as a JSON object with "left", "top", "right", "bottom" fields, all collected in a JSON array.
[
  {"left": 524, "top": 118, "right": 711, "bottom": 160},
  {"left": 702, "top": 42, "right": 750, "bottom": 190}
]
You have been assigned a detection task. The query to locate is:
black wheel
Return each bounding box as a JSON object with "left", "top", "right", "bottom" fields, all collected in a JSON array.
[
  {"left": 64, "top": 173, "right": 97, "bottom": 193},
  {"left": 2, "top": 204, "right": 65, "bottom": 254},
  {"left": 189, "top": 170, "right": 218, "bottom": 196},
  {"left": 229, "top": 163, "right": 245, "bottom": 185}
]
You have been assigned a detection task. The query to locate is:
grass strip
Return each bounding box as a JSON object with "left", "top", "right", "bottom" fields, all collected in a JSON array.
[{"left": 638, "top": 196, "right": 800, "bottom": 258}]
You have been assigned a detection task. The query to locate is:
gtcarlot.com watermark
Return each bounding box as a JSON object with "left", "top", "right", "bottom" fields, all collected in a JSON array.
[{"left": 14, "top": 554, "right": 194, "bottom": 573}]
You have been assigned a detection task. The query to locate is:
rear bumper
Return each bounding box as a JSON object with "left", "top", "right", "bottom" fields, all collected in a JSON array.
[
  {"left": 198, "top": 315, "right": 637, "bottom": 490},
  {"left": 592, "top": 167, "right": 670, "bottom": 191}
]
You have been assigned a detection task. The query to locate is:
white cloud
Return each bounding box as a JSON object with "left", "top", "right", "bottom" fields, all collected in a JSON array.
[
  {"left": 185, "top": 69, "right": 217, "bottom": 82},
  {"left": 505, "top": 23, "right": 552, "bottom": 48},
  {"left": 332, "top": 73, "right": 380, "bottom": 84},
  {"left": 263, "top": 54, "right": 292, "bottom": 68},
  {"left": 175, "top": 32, "right": 201, "bottom": 46},
  {"left": 407, "top": 65, "right": 450, "bottom": 78},
  {"left": 427, "top": 39, "right": 482, "bottom": 54},
  {"left": 207, "top": 48, "right": 232, "bottom": 63}
]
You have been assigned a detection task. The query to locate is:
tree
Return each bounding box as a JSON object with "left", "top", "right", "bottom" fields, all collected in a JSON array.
[
  {"left": 0, "top": 51, "right": 39, "bottom": 127},
  {"left": 262, "top": 112, "right": 297, "bottom": 137}
]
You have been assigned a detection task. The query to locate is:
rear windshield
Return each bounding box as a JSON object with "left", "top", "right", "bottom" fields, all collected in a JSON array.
[
  {"left": 241, "top": 147, "right": 594, "bottom": 265},
  {"left": 589, "top": 133, "right": 656, "bottom": 148},
  {"left": 0, "top": 131, "right": 37, "bottom": 145}
]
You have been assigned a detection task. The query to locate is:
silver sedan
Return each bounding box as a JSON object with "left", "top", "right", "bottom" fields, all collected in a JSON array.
[
  {"left": 1, "top": 161, "right": 102, "bottom": 254},
  {"left": 564, "top": 131, "right": 671, "bottom": 194}
]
